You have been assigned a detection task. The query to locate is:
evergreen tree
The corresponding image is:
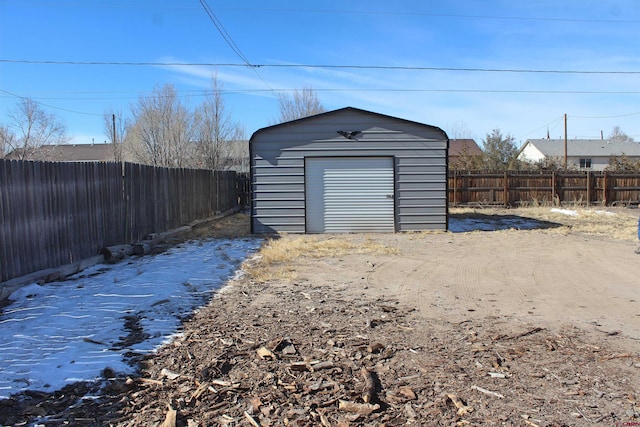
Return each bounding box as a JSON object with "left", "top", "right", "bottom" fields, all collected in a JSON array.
[{"left": 481, "top": 128, "right": 519, "bottom": 170}]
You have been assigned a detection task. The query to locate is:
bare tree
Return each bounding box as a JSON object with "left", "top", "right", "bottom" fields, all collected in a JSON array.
[
  {"left": 606, "top": 154, "right": 640, "bottom": 171},
  {"left": 3, "top": 98, "right": 68, "bottom": 160},
  {"left": 0, "top": 125, "right": 15, "bottom": 158},
  {"left": 103, "top": 109, "right": 128, "bottom": 162},
  {"left": 450, "top": 146, "right": 484, "bottom": 170},
  {"left": 193, "top": 75, "right": 245, "bottom": 170},
  {"left": 275, "top": 86, "right": 325, "bottom": 123},
  {"left": 609, "top": 126, "right": 634, "bottom": 142},
  {"left": 124, "top": 84, "right": 195, "bottom": 168},
  {"left": 446, "top": 120, "right": 474, "bottom": 140}
]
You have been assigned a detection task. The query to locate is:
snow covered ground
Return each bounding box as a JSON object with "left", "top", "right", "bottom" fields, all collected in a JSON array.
[
  {"left": 0, "top": 238, "right": 262, "bottom": 399},
  {"left": 0, "top": 211, "right": 575, "bottom": 400},
  {"left": 448, "top": 214, "right": 550, "bottom": 232}
]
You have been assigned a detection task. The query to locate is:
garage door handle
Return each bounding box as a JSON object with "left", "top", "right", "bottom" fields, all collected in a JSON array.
[{"left": 385, "top": 194, "right": 394, "bottom": 199}]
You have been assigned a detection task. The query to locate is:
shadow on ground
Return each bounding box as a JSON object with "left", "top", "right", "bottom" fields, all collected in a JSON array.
[{"left": 448, "top": 213, "right": 564, "bottom": 233}]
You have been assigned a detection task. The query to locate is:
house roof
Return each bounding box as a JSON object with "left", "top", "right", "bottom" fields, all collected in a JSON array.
[
  {"left": 6, "top": 143, "right": 118, "bottom": 162},
  {"left": 522, "top": 139, "right": 640, "bottom": 157},
  {"left": 449, "top": 139, "right": 482, "bottom": 156}
]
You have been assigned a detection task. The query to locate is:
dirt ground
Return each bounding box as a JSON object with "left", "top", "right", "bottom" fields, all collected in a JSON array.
[{"left": 1, "top": 208, "right": 640, "bottom": 426}]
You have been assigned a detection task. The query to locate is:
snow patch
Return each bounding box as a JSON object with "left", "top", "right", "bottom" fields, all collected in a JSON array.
[
  {"left": 550, "top": 208, "right": 579, "bottom": 217},
  {"left": 0, "top": 238, "right": 262, "bottom": 399}
]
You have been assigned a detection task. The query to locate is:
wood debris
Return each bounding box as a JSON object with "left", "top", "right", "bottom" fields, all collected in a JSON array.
[
  {"left": 3, "top": 236, "right": 639, "bottom": 426},
  {"left": 160, "top": 368, "right": 180, "bottom": 380},
  {"left": 243, "top": 411, "right": 261, "bottom": 427},
  {"left": 338, "top": 399, "right": 380, "bottom": 415},
  {"left": 256, "top": 346, "right": 276, "bottom": 360},
  {"left": 399, "top": 386, "right": 416, "bottom": 400},
  {"left": 159, "top": 406, "right": 176, "bottom": 427},
  {"left": 361, "top": 368, "right": 377, "bottom": 403},
  {"left": 471, "top": 385, "right": 505, "bottom": 399},
  {"left": 446, "top": 393, "right": 473, "bottom": 415}
]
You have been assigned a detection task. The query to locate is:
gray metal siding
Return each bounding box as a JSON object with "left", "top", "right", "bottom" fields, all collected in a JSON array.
[
  {"left": 251, "top": 108, "right": 448, "bottom": 233},
  {"left": 395, "top": 152, "right": 447, "bottom": 230}
]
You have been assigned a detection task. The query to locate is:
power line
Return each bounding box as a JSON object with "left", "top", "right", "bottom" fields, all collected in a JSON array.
[
  {"left": 0, "top": 89, "right": 103, "bottom": 116},
  {"left": 3, "top": 88, "right": 640, "bottom": 101},
  {"left": 570, "top": 111, "right": 640, "bottom": 119},
  {"left": 198, "top": 0, "right": 251, "bottom": 66},
  {"left": 516, "top": 115, "right": 565, "bottom": 139},
  {"left": 197, "top": 0, "right": 273, "bottom": 91},
  {"left": 1, "top": 59, "right": 638, "bottom": 75}
]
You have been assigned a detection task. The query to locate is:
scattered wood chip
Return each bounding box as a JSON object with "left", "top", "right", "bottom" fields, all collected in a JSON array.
[
  {"left": 404, "top": 402, "right": 417, "bottom": 420},
  {"left": 159, "top": 405, "right": 177, "bottom": 427},
  {"left": 257, "top": 346, "right": 276, "bottom": 360},
  {"left": 471, "top": 385, "right": 505, "bottom": 399},
  {"left": 211, "top": 379, "right": 233, "bottom": 387},
  {"left": 399, "top": 386, "right": 416, "bottom": 400},
  {"left": 160, "top": 368, "right": 180, "bottom": 380},
  {"left": 267, "top": 337, "right": 283, "bottom": 350},
  {"left": 282, "top": 344, "right": 297, "bottom": 355},
  {"left": 500, "top": 327, "right": 544, "bottom": 341},
  {"left": 138, "top": 378, "right": 163, "bottom": 386},
  {"left": 190, "top": 382, "right": 209, "bottom": 400},
  {"left": 310, "top": 360, "right": 334, "bottom": 371},
  {"left": 446, "top": 393, "right": 473, "bottom": 415},
  {"left": 521, "top": 415, "right": 540, "bottom": 427},
  {"left": 289, "top": 361, "right": 311, "bottom": 371},
  {"left": 488, "top": 372, "right": 507, "bottom": 379},
  {"left": 600, "top": 353, "right": 632, "bottom": 361},
  {"left": 361, "top": 368, "right": 377, "bottom": 403},
  {"left": 367, "top": 342, "right": 385, "bottom": 353},
  {"left": 338, "top": 399, "right": 380, "bottom": 415},
  {"left": 244, "top": 410, "right": 261, "bottom": 427}
]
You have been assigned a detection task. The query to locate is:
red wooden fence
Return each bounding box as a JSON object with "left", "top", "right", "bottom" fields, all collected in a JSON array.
[{"left": 449, "top": 170, "right": 640, "bottom": 207}]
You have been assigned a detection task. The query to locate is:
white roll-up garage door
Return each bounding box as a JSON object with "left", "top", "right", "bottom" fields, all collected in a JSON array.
[{"left": 305, "top": 157, "right": 395, "bottom": 233}]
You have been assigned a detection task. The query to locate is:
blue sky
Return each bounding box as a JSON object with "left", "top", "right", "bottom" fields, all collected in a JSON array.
[{"left": 1, "top": 1, "right": 639, "bottom": 146}]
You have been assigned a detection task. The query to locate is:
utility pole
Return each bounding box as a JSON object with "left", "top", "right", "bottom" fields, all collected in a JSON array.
[
  {"left": 112, "top": 114, "right": 117, "bottom": 145},
  {"left": 112, "top": 113, "right": 123, "bottom": 164},
  {"left": 564, "top": 113, "right": 568, "bottom": 170}
]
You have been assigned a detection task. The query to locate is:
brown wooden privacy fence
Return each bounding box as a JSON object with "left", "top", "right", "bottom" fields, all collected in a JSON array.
[
  {"left": 450, "top": 170, "right": 640, "bottom": 207},
  {"left": 0, "top": 159, "right": 245, "bottom": 283}
]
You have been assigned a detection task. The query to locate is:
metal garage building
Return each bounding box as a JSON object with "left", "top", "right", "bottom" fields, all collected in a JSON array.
[{"left": 250, "top": 107, "right": 449, "bottom": 233}]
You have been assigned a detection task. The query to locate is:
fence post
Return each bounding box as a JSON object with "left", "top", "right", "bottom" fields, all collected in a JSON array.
[
  {"left": 552, "top": 171, "right": 558, "bottom": 205},
  {"left": 503, "top": 171, "right": 509, "bottom": 207},
  {"left": 586, "top": 170, "right": 590, "bottom": 206},
  {"left": 452, "top": 170, "right": 457, "bottom": 207},
  {"left": 602, "top": 172, "right": 608, "bottom": 206}
]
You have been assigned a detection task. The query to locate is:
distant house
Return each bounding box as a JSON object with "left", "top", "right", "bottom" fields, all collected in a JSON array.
[
  {"left": 449, "top": 139, "right": 482, "bottom": 167},
  {"left": 190, "top": 140, "right": 249, "bottom": 172},
  {"left": 517, "top": 139, "right": 640, "bottom": 171},
  {"left": 222, "top": 140, "right": 249, "bottom": 173},
  {"left": 5, "top": 143, "right": 121, "bottom": 162}
]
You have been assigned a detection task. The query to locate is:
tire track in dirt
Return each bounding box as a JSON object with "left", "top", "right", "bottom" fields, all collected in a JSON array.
[{"left": 363, "top": 230, "right": 640, "bottom": 343}]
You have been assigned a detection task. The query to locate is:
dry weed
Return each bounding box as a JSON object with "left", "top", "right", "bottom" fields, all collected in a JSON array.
[
  {"left": 450, "top": 206, "right": 638, "bottom": 240},
  {"left": 511, "top": 206, "right": 638, "bottom": 240},
  {"left": 247, "top": 234, "right": 399, "bottom": 282},
  {"left": 188, "top": 212, "right": 251, "bottom": 239}
]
